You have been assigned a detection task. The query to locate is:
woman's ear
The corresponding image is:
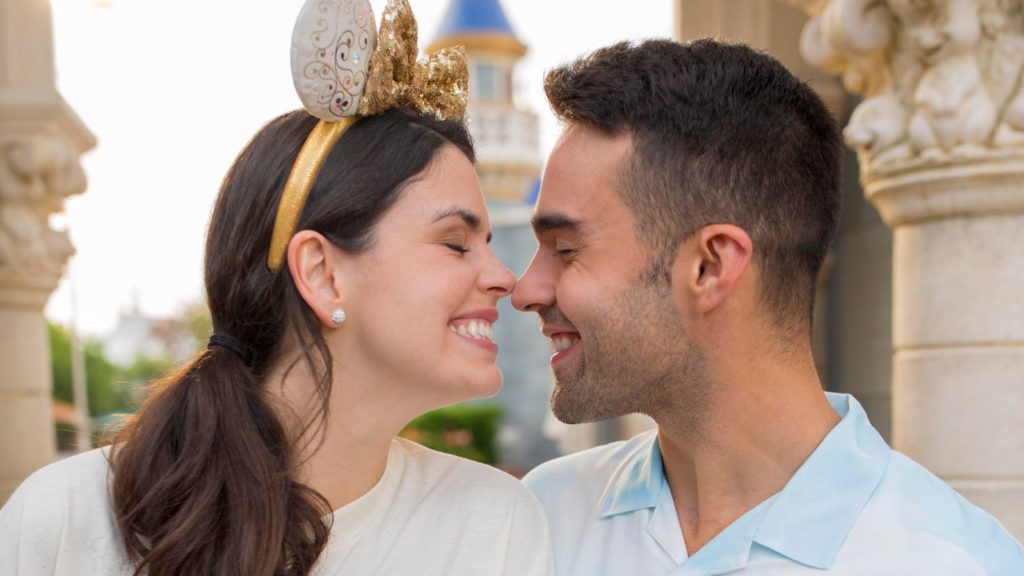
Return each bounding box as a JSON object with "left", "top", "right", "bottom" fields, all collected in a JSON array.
[
  {"left": 674, "top": 224, "right": 753, "bottom": 315},
  {"left": 286, "top": 230, "right": 349, "bottom": 327}
]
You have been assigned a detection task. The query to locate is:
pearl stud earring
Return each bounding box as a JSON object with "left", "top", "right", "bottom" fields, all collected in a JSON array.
[{"left": 331, "top": 308, "right": 346, "bottom": 325}]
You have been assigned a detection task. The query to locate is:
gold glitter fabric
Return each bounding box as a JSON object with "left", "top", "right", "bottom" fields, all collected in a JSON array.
[{"left": 358, "top": 0, "right": 468, "bottom": 120}]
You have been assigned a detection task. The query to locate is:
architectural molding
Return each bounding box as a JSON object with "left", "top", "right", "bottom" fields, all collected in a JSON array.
[{"left": 867, "top": 152, "right": 1024, "bottom": 225}]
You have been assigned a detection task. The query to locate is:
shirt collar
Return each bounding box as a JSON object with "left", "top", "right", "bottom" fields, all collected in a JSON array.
[
  {"left": 594, "top": 393, "right": 892, "bottom": 570},
  {"left": 597, "top": 429, "right": 664, "bottom": 518},
  {"left": 752, "top": 392, "right": 891, "bottom": 569}
]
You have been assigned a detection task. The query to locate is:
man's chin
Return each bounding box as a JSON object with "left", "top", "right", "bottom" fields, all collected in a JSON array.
[
  {"left": 550, "top": 387, "right": 623, "bottom": 425},
  {"left": 550, "top": 406, "right": 593, "bottom": 425}
]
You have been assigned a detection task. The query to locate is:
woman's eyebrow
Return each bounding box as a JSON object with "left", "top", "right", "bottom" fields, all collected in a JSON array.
[
  {"left": 432, "top": 206, "right": 480, "bottom": 230},
  {"left": 432, "top": 206, "right": 492, "bottom": 242}
]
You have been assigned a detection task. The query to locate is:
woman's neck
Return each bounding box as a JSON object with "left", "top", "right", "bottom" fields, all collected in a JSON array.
[
  {"left": 296, "top": 412, "right": 395, "bottom": 511},
  {"left": 264, "top": 356, "right": 414, "bottom": 512}
]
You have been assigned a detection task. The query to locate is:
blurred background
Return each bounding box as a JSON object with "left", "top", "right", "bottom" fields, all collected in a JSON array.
[{"left": 2, "top": 0, "right": 1022, "bottom": 541}]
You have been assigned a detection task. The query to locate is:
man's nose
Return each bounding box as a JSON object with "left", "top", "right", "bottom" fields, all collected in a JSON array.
[{"left": 511, "top": 253, "right": 555, "bottom": 313}]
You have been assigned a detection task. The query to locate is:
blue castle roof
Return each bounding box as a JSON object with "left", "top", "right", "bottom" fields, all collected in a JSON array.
[{"left": 435, "top": 0, "right": 519, "bottom": 40}]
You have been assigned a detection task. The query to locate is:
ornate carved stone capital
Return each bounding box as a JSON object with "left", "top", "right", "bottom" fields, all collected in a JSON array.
[
  {"left": 788, "top": 0, "right": 1024, "bottom": 207},
  {"left": 0, "top": 95, "right": 94, "bottom": 310},
  {"left": 0, "top": 132, "right": 87, "bottom": 309}
]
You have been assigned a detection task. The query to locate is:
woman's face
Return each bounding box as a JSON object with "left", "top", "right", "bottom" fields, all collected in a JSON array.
[{"left": 338, "top": 144, "right": 515, "bottom": 407}]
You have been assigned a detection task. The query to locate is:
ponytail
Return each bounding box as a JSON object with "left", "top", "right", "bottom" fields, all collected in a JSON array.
[{"left": 110, "top": 346, "right": 330, "bottom": 576}]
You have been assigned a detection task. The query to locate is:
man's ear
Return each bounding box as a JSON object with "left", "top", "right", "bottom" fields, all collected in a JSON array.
[
  {"left": 286, "top": 230, "right": 349, "bottom": 327},
  {"left": 674, "top": 224, "right": 752, "bottom": 315}
]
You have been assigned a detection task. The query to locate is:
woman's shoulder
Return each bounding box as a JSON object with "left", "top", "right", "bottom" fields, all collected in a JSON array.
[
  {"left": 7, "top": 448, "right": 112, "bottom": 509},
  {"left": 0, "top": 448, "right": 127, "bottom": 575},
  {"left": 392, "top": 437, "right": 535, "bottom": 503},
  {"left": 387, "top": 438, "right": 552, "bottom": 565},
  {"left": 1, "top": 448, "right": 115, "bottom": 532},
  {"left": 24, "top": 446, "right": 110, "bottom": 483}
]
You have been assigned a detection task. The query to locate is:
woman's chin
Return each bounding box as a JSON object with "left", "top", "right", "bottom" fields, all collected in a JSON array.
[
  {"left": 475, "top": 372, "right": 504, "bottom": 398},
  {"left": 453, "top": 369, "right": 503, "bottom": 401}
]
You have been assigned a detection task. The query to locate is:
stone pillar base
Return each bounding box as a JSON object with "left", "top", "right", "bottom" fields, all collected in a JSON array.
[{"left": 0, "top": 307, "right": 56, "bottom": 504}]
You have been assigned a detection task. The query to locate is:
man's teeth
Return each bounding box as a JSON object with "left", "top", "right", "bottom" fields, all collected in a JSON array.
[
  {"left": 449, "top": 320, "right": 495, "bottom": 342},
  {"left": 551, "top": 335, "right": 579, "bottom": 352}
]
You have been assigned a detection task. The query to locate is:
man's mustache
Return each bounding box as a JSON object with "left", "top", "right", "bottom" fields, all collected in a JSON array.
[{"left": 539, "top": 307, "right": 577, "bottom": 331}]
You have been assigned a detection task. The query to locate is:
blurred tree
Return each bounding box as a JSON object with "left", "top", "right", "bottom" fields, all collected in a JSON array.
[
  {"left": 401, "top": 403, "right": 503, "bottom": 464},
  {"left": 118, "top": 354, "right": 177, "bottom": 387},
  {"left": 50, "top": 322, "right": 134, "bottom": 449},
  {"left": 49, "top": 300, "right": 211, "bottom": 449},
  {"left": 49, "top": 322, "right": 130, "bottom": 416}
]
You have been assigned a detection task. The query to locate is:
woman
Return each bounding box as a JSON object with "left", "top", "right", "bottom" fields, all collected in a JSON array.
[
  {"left": 4, "top": 0, "right": 554, "bottom": 571},
  {"left": 0, "top": 103, "right": 552, "bottom": 574}
]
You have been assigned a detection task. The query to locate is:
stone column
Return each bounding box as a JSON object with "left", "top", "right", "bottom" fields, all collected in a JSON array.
[
  {"left": 0, "top": 0, "right": 95, "bottom": 504},
  {"left": 790, "top": 0, "right": 1024, "bottom": 539}
]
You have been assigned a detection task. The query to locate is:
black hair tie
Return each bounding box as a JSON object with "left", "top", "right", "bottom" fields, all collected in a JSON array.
[{"left": 207, "top": 333, "right": 256, "bottom": 366}]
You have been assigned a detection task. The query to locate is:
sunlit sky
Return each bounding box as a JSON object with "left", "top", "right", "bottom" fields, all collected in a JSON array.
[{"left": 45, "top": 0, "right": 675, "bottom": 335}]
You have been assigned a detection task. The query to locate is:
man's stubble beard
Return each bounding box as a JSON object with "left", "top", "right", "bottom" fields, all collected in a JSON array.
[{"left": 550, "top": 279, "right": 710, "bottom": 430}]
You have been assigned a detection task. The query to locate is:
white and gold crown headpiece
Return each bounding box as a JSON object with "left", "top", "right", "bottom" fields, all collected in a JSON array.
[{"left": 267, "top": 0, "right": 468, "bottom": 271}]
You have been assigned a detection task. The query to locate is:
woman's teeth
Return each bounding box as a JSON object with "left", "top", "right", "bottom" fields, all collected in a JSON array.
[
  {"left": 449, "top": 320, "right": 494, "bottom": 342},
  {"left": 551, "top": 335, "right": 578, "bottom": 352}
]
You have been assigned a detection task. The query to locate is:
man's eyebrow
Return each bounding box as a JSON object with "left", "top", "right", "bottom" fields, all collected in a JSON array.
[
  {"left": 531, "top": 213, "right": 581, "bottom": 234},
  {"left": 432, "top": 206, "right": 493, "bottom": 242}
]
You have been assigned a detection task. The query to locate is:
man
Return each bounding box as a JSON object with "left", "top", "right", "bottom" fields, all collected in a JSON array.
[{"left": 513, "top": 39, "right": 1024, "bottom": 575}]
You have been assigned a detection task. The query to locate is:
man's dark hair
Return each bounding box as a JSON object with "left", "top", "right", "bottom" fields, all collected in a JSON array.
[{"left": 545, "top": 38, "right": 842, "bottom": 333}]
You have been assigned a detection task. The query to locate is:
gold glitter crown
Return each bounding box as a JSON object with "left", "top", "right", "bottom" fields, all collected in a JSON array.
[{"left": 267, "top": 0, "right": 468, "bottom": 271}]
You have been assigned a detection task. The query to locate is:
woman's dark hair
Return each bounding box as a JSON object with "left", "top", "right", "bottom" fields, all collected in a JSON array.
[{"left": 109, "top": 108, "right": 474, "bottom": 576}]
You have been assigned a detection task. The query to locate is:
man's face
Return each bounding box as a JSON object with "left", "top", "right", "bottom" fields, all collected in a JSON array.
[{"left": 512, "top": 125, "right": 701, "bottom": 424}]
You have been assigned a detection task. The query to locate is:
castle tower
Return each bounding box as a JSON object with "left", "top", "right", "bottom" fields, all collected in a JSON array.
[{"left": 427, "top": 0, "right": 540, "bottom": 203}]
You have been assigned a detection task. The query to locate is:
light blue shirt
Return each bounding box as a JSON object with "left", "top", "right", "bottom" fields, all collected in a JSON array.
[{"left": 523, "top": 393, "right": 1024, "bottom": 575}]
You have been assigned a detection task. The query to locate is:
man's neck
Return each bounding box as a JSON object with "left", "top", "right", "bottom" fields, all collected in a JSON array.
[{"left": 654, "top": 361, "right": 840, "bottom": 556}]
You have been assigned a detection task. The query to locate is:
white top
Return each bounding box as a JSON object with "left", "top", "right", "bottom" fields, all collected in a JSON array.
[
  {"left": 1, "top": 438, "right": 553, "bottom": 575},
  {"left": 524, "top": 393, "right": 1024, "bottom": 576}
]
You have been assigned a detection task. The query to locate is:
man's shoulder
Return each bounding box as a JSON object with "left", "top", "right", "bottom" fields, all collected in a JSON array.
[
  {"left": 523, "top": 429, "right": 657, "bottom": 501},
  {"left": 876, "top": 451, "right": 1016, "bottom": 534},
  {"left": 855, "top": 450, "right": 1024, "bottom": 571}
]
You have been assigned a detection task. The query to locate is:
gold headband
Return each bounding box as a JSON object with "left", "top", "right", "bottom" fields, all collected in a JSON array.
[{"left": 267, "top": 0, "right": 468, "bottom": 271}]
